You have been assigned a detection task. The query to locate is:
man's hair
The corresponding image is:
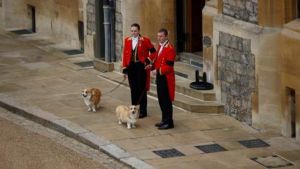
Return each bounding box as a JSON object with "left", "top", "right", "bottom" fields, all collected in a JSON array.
[
  {"left": 131, "top": 23, "right": 140, "bottom": 30},
  {"left": 158, "top": 28, "right": 168, "bottom": 36}
]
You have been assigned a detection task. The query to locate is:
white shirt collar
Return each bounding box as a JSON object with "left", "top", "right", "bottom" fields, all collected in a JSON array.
[
  {"left": 132, "top": 36, "right": 139, "bottom": 49},
  {"left": 158, "top": 40, "right": 168, "bottom": 56},
  {"left": 160, "top": 40, "right": 168, "bottom": 47},
  {"left": 132, "top": 36, "right": 139, "bottom": 41}
]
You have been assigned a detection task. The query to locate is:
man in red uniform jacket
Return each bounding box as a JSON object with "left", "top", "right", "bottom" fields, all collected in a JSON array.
[
  {"left": 153, "top": 28, "right": 176, "bottom": 130},
  {"left": 121, "top": 23, "right": 156, "bottom": 118}
]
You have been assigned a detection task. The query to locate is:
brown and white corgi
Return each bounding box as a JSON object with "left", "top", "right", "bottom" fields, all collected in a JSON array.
[{"left": 81, "top": 88, "right": 102, "bottom": 112}]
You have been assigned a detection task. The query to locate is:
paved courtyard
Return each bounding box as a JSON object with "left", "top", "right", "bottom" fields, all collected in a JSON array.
[{"left": 0, "top": 29, "right": 300, "bottom": 169}]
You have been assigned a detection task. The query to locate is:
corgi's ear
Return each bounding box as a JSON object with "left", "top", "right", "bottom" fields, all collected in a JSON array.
[{"left": 92, "top": 90, "right": 95, "bottom": 95}]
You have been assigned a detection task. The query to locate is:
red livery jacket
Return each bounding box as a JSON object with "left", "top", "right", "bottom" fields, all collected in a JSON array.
[
  {"left": 153, "top": 42, "right": 176, "bottom": 101},
  {"left": 122, "top": 36, "right": 156, "bottom": 91}
]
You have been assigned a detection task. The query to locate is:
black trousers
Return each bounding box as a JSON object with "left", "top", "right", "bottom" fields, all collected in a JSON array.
[
  {"left": 128, "top": 62, "right": 147, "bottom": 115},
  {"left": 156, "top": 71, "right": 173, "bottom": 125}
]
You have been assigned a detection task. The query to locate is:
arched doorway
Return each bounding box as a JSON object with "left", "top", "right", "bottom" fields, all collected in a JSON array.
[{"left": 176, "top": 0, "right": 205, "bottom": 53}]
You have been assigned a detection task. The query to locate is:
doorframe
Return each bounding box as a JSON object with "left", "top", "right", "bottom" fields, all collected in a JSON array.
[
  {"left": 27, "top": 4, "right": 36, "bottom": 32},
  {"left": 176, "top": 0, "right": 205, "bottom": 53},
  {"left": 283, "top": 87, "right": 297, "bottom": 139}
]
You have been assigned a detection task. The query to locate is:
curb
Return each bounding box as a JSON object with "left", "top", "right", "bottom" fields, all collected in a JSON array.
[{"left": 0, "top": 94, "right": 155, "bottom": 169}]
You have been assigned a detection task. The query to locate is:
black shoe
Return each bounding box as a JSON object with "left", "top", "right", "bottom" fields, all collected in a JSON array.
[
  {"left": 139, "top": 114, "right": 147, "bottom": 119},
  {"left": 158, "top": 123, "right": 174, "bottom": 130},
  {"left": 155, "top": 122, "right": 164, "bottom": 127}
]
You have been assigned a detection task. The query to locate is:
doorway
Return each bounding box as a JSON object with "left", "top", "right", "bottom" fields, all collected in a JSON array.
[
  {"left": 78, "top": 21, "right": 84, "bottom": 51},
  {"left": 176, "top": 0, "right": 205, "bottom": 53},
  {"left": 287, "top": 87, "right": 296, "bottom": 138},
  {"left": 27, "top": 5, "right": 36, "bottom": 33},
  {"left": 298, "top": 0, "right": 300, "bottom": 17}
]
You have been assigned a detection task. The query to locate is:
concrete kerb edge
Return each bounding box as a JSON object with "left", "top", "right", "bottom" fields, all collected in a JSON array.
[{"left": 0, "top": 96, "right": 155, "bottom": 169}]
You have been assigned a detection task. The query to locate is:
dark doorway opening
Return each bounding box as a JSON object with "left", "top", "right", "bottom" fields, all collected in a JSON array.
[
  {"left": 298, "top": 0, "right": 300, "bottom": 17},
  {"left": 27, "top": 5, "right": 36, "bottom": 33},
  {"left": 176, "top": 0, "right": 205, "bottom": 53},
  {"left": 78, "top": 21, "right": 84, "bottom": 51},
  {"left": 287, "top": 88, "right": 296, "bottom": 138}
]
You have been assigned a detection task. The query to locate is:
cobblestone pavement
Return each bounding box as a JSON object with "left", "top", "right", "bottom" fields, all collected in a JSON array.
[{"left": 0, "top": 107, "right": 130, "bottom": 169}]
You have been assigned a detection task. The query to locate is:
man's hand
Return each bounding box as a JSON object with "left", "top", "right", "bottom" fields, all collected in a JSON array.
[
  {"left": 151, "top": 69, "right": 157, "bottom": 77},
  {"left": 145, "top": 64, "right": 152, "bottom": 70},
  {"left": 123, "top": 74, "right": 128, "bottom": 79}
]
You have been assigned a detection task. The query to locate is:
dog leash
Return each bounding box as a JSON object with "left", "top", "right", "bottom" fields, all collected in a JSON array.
[{"left": 102, "top": 76, "right": 127, "bottom": 96}]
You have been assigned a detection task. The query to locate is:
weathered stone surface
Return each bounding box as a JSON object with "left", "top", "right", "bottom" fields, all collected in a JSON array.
[
  {"left": 115, "top": 0, "right": 123, "bottom": 61},
  {"left": 85, "top": 0, "right": 123, "bottom": 60},
  {"left": 87, "top": 0, "right": 96, "bottom": 35},
  {"left": 218, "top": 32, "right": 255, "bottom": 124},
  {"left": 223, "top": 0, "right": 258, "bottom": 24}
]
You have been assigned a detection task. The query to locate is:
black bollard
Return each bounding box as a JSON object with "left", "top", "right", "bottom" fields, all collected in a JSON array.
[
  {"left": 195, "top": 70, "right": 200, "bottom": 83},
  {"left": 189, "top": 71, "right": 214, "bottom": 90}
]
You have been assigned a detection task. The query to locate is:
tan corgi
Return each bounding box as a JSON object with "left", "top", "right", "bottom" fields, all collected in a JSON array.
[{"left": 116, "top": 105, "right": 139, "bottom": 129}]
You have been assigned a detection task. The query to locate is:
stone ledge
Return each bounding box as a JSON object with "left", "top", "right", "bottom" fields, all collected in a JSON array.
[
  {"left": 284, "top": 19, "right": 300, "bottom": 34},
  {"left": 214, "top": 15, "right": 263, "bottom": 35},
  {"left": 94, "top": 58, "right": 114, "bottom": 72}
]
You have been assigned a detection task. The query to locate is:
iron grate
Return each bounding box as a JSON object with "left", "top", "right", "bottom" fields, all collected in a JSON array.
[
  {"left": 195, "top": 144, "right": 227, "bottom": 153},
  {"left": 153, "top": 148, "right": 185, "bottom": 158},
  {"left": 251, "top": 155, "right": 293, "bottom": 168},
  {"left": 74, "top": 61, "right": 94, "bottom": 68},
  {"left": 10, "top": 29, "right": 34, "bottom": 35},
  {"left": 63, "top": 49, "right": 84, "bottom": 55},
  {"left": 238, "top": 139, "right": 270, "bottom": 148}
]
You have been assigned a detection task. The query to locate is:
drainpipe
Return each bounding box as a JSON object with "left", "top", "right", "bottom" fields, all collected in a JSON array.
[
  {"left": 103, "top": 0, "right": 111, "bottom": 62},
  {"left": 95, "top": 0, "right": 104, "bottom": 60},
  {"left": 110, "top": 0, "right": 116, "bottom": 62}
]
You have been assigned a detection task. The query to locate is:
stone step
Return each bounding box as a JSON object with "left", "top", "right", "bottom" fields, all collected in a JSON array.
[
  {"left": 150, "top": 76, "right": 216, "bottom": 101},
  {"left": 175, "top": 77, "right": 216, "bottom": 101},
  {"left": 114, "top": 61, "right": 216, "bottom": 101},
  {"left": 178, "top": 52, "right": 203, "bottom": 68},
  {"left": 97, "top": 71, "right": 223, "bottom": 114},
  {"left": 149, "top": 84, "right": 223, "bottom": 114},
  {"left": 174, "top": 61, "right": 203, "bottom": 81}
]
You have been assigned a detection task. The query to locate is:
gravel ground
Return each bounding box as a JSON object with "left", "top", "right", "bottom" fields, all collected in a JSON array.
[{"left": 0, "top": 107, "right": 130, "bottom": 169}]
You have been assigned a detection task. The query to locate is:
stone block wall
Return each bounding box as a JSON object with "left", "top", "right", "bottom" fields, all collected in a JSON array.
[
  {"left": 86, "top": 0, "right": 95, "bottom": 35},
  {"left": 217, "top": 31, "right": 255, "bottom": 124},
  {"left": 115, "top": 0, "right": 123, "bottom": 61},
  {"left": 223, "top": 0, "right": 258, "bottom": 24}
]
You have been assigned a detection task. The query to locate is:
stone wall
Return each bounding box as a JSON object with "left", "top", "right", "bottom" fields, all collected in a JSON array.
[
  {"left": 217, "top": 31, "right": 255, "bottom": 124},
  {"left": 115, "top": 0, "right": 122, "bottom": 61},
  {"left": 223, "top": 0, "right": 258, "bottom": 24},
  {"left": 86, "top": 0, "right": 95, "bottom": 35}
]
